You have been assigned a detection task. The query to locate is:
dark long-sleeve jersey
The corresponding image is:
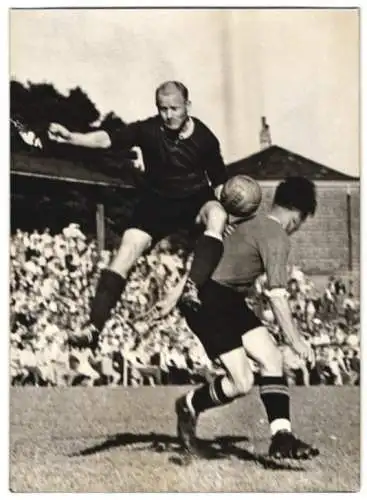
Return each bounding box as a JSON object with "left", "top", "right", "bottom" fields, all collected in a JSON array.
[{"left": 105, "top": 115, "right": 228, "bottom": 198}]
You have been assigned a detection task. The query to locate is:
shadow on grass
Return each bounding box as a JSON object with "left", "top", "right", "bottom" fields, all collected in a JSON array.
[
  {"left": 213, "top": 437, "right": 307, "bottom": 471},
  {"left": 69, "top": 432, "right": 306, "bottom": 471}
]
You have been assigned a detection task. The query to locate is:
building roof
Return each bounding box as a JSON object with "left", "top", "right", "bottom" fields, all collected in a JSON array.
[
  {"left": 11, "top": 150, "right": 140, "bottom": 189},
  {"left": 11, "top": 143, "right": 359, "bottom": 190},
  {"left": 226, "top": 145, "right": 359, "bottom": 182}
]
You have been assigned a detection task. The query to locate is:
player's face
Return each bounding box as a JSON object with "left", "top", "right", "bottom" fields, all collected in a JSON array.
[
  {"left": 286, "top": 211, "right": 304, "bottom": 235},
  {"left": 156, "top": 91, "right": 189, "bottom": 131}
]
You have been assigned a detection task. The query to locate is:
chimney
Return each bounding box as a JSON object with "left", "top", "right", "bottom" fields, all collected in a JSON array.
[{"left": 260, "top": 116, "right": 272, "bottom": 150}]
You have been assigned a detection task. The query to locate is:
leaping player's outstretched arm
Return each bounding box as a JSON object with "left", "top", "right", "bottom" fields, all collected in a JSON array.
[
  {"left": 47, "top": 122, "right": 111, "bottom": 149},
  {"left": 11, "top": 119, "right": 111, "bottom": 150}
]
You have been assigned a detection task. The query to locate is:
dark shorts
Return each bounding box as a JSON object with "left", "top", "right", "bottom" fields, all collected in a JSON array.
[
  {"left": 127, "top": 186, "right": 216, "bottom": 242},
  {"left": 183, "top": 280, "right": 262, "bottom": 360}
]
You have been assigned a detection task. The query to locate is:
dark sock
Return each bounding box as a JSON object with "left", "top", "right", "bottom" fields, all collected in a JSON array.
[
  {"left": 191, "top": 376, "right": 234, "bottom": 415},
  {"left": 259, "top": 375, "right": 290, "bottom": 424},
  {"left": 90, "top": 269, "right": 126, "bottom": 332},
  {"left": 188, "top": 234, "right": 224, "bottom": 287}
]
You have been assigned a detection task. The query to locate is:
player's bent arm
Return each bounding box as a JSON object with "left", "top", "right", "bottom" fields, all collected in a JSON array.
[
  {"left": 265, "top": 288, "right": 304, "bottom": 348},
  {"left": 205, "top": 136, "right": 228, "bottom": 189}
]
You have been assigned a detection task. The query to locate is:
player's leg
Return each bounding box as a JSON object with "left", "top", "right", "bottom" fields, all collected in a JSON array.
[
  {"left": 175, "top": 280, "right": 255, "bottom": 453},
  {"left": 180, "top": 199, "right": 227, "bottom": 311},
  {"left": 300, "top": 361, "right": 310, "bottom": 386},
  {"left": 176, "top": 346, "right": 255, "bottom": 453},
  {"left": 69, "top": 189, "right": 161, "bottom": 349},
  {"left": 242, "top": 326, "right": 319, "bottom": 459},
  {"left": 109, "top": 229, "right": 153, "bottom": 278},
  {"left": 103, "top": 188, "right": 174, "bottom": 319},
  {"left": 69, "top": 228, "right": 152, "bottom": 349},
  {"left": 90, "top": 228, "right": 152, "bottom": 329}
]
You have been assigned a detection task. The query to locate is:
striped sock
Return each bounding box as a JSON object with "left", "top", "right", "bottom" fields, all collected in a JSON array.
[
  {"left": 190, "top": 376, "right": 234, "bottom": 415},
  {"left": 188, "top": 234, "right": 224, "bottom": 287},
  {"left": 259, "top": 375, "right": 291, "bottom": 435},
  {"left": 90, "top": 269, "right": 126, "bottom": 331}
]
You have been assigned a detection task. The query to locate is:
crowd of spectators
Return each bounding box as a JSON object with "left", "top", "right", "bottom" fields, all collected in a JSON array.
[{"left": 10, "top": 225, "right": 360, "bottom": 388}]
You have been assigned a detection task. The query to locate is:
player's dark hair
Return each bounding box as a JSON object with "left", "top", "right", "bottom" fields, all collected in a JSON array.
[
  {"left": 273, "top": 176, "right": 317, "bottom": 219},
  {"left": 155, "top": 81, "right": 189, "bottom": 104}
]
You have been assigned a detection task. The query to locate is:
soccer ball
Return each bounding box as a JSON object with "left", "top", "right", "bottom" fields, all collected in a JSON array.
[{"left": 220, "top": 175, "right": 262, "bottom": 217}]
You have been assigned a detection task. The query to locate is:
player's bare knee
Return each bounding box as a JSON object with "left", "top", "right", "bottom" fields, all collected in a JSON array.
[
  {"left": 120, "top": 229, "right": 152, "bottom": 255},
  {"left": 203, "top": 201, "right": 228, "bottom": 234},
  {"left": 234, "top": 371, "right": 254, "bottom": 396},
  {"left": 228, "top": 369, "right": 254, "bottom": 397},
  {"left": 110, "top": 229, "right": 152, "bottom": 276}
]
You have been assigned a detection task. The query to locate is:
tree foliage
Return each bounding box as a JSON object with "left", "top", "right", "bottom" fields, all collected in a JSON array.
[
  {"left": 10, "top": 79, "right": 138, "bottom": 239},
  {"left": 10, "top": 79, "right": 127, "bottom": 147}
]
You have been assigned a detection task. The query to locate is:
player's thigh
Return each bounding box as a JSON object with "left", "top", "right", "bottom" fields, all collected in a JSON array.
[
  {"left": 183, "top": 281, "right": 261, "bottom": 362},
  {"left": 241, "top": 326, "right": 283, "bottom": 376},
  {"left": 219, "top": 347, "right": 255, "bottom": 396},
  {"left": 196, "top": 199, "right": 228, "bottom": 232}
]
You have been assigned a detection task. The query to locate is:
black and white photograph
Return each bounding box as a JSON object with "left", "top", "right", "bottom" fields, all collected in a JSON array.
[{"left": 8, "top": 5, "right": 361, "bottom": 493}]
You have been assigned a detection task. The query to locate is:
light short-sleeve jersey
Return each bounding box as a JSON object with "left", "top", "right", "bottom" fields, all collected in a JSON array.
[{"left": 212, "top": 214, "right": 290, "bottom": 293}]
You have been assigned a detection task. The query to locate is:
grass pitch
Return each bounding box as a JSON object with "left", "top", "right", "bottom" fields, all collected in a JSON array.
[{"left": 9, "top": 385, "right": 360, "bottom": 492}]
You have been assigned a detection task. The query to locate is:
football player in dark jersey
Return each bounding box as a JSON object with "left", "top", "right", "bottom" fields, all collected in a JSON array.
[{"left": 47, "top": 81, "right": 228, "bottom": 350}]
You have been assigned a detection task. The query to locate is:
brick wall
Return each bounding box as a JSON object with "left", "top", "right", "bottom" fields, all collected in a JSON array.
[{"left": 258, "top": 182, "right": 360, "bottom": 274}]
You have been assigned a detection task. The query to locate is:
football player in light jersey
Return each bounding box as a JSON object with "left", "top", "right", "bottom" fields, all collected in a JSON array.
[{"left": 175, "top": 176, "right": 319, "bottom": 460}]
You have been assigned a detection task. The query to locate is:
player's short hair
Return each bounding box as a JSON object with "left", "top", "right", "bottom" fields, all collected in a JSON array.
[
  {"left": 155, "top": 81, "right": 189, "bottom": 104},
  {"left": 273, "top": 176, "right": 317, "bottom": 219}
]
